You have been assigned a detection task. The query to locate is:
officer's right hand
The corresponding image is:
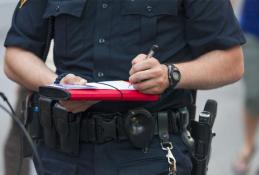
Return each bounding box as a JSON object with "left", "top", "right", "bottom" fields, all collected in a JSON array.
[{"left": 59, "top": 74, "right": 99, "bottom": 113}]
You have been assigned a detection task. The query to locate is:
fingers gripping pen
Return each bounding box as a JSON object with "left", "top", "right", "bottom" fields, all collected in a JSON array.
[{"left": 129, "top": 45, "right": 159, "bottom": 87}]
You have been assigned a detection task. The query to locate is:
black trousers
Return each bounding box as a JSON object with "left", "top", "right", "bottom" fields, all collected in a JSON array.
[{"left": 35, "top": 135, "right": 192, "bottom": 175}]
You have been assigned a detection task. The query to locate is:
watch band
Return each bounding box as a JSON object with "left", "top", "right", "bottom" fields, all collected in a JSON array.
[
  {"left": 166, "top": 64, "right": 181, "bottom": 88},
  {"left": 54, "top": 73, "right": 69, "bottom": 84}
]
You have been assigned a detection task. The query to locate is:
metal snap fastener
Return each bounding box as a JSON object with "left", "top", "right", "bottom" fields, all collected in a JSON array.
[
  {"left": 98, "top": 38, "right": 106, "bottom": 44},
  {"left": 55, "top": 5, "right": 60, "bottom": 12},
  {"left": 102, "top": 3, "right": 108, "bottom": 8},
  {"left": 146, "top": 5, "right": 152, "bottom": 12},
  {"left": 97, "top": 72, "right": 104, "bottom": 77}
]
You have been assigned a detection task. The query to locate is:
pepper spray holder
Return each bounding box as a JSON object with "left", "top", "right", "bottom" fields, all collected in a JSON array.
[{"left": 124, "top": 108, "right": 155, "bottom": 149}]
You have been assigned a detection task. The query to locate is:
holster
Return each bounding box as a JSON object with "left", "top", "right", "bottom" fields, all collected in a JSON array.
[
  {"left": 39, "top": 98, "right": 82, "bottom": 155},
  {"left": 190, "top": 121, "right": 214, "bottom": 175},
  {"left": 53, "top": 104, "right": 81, "bottom": 155}
]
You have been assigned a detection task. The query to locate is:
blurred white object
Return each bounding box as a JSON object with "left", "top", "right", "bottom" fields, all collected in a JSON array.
[{"left": 231, "top": 0, "right": 244, "bottom": 18}]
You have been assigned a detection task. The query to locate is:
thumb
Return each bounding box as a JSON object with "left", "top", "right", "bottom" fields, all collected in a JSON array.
[{"left": 60, "top": 74, "right": 87, "bottom": 85}]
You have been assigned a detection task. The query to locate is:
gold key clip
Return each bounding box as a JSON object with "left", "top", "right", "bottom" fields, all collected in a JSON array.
[
  {"left": 166, "top": 147, "right": 177, "bottom": 175},
  {"left": 161, "top": 142, "right": 177, "bottom": 175}
]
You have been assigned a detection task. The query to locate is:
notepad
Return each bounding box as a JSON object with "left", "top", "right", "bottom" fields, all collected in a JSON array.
[
  {"left": 40, "top": 80, "right": 159, "bottom": 101},
  {"left": 49, "top": 80, "right": 135, "bottom": 90}
]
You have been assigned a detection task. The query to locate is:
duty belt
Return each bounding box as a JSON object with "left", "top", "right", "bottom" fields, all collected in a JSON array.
[
  {"left": 79, "top": 110, "right": 183, "bottom": 144},
  {"left": 37, "top": 97, "right": 189, "bottom": 155}
]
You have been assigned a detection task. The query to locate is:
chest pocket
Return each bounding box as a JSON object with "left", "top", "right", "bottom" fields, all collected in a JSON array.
[
  {"left": 43, "top": 0, "right": 87, "bottom": 58},
  {"left": 121, "top": 0, "right": 179, "bottom": 52}
]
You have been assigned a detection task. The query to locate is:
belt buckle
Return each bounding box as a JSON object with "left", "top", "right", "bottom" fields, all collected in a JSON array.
[{"left": 94, "top": 114, "right": 118, "bottom": 143}]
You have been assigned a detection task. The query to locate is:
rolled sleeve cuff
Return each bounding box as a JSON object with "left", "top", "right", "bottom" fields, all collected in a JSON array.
[{"left": 4, "top": 29, "right": 46, "bottom": 59}]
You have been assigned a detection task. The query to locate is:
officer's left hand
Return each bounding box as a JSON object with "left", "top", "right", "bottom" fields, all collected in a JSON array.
[
  {"left": 59, "top": 74, "right": 99, "bottom": 113},
  {"left": 129, "top": 54, "right": 169, "bottom": 94}
]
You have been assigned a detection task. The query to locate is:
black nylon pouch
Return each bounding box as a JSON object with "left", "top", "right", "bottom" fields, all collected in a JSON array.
[
  {"left": 39, "top": 97, "right": 58, "bottom": 149},
  {"left": 53, "top": 104, "right": 81, "bottom": 156}
]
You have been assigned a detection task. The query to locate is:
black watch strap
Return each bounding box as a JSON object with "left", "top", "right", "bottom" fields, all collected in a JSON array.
[
  {"left": 166, "top": 64, "right": 181, "bottom": 89},
  {"left": 54, "top": 73, "right": 69, "bottom": 84}
]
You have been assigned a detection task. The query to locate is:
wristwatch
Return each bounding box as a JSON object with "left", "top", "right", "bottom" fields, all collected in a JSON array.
[
  {"left": 54, "top": 73, "right": 69, "bottom": 84},
  {"left": 166, "top": 64, "right": 181, "bottom": 89}
]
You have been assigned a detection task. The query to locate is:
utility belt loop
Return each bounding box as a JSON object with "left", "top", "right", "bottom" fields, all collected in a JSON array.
[
  {"left": 158, "top": 112, "right": 177, "bottom": 175},
  {"left": 39, "top": 97, "right": 57, "bottom": 149},
  {"left": 158, "top": 112, "right": 170, "bottom": 143}
]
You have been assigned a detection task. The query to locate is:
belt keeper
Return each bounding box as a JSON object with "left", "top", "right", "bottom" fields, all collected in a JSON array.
[
  {"left": 157, "top": 111, "right": 170, "bottom": 143},
  {"left": 158, "top": 112, "right": 177, "bottom": 175}
]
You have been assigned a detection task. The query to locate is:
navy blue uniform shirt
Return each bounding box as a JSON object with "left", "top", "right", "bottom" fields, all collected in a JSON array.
[{"left": 5, "top": 0, "right": 245, "bottom": 112}]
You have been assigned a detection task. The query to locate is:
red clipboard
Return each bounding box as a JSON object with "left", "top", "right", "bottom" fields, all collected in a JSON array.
[{"left": 39, "top": 86, "right": 159, "bottom": 102}]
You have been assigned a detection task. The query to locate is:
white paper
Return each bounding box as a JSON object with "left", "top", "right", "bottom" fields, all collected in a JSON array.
[
  {"left": 49, "top": 81, "right": 135, "bottom": 90},
  {"left": 49, "top": 83, "right": 97, "bottom": 89}
]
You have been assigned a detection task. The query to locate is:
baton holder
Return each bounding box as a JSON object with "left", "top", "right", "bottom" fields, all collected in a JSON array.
[{"left": 190, "top": 121, "right": 214, "bottom": 175}]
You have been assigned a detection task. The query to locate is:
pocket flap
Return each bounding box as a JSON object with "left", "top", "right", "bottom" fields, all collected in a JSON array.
[
  {"left": 43, "top": 0, "right": 87, "bottom": 18},
  {"left": 121, "top": 0, "right": 178, "bottom": 17}
]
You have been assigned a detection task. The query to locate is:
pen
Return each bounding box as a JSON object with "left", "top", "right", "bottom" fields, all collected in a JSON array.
[
  {"left": 145, "top": 44, "right": 159, "bottom": 59},
  {"left": 129, "top": 45, "right": 159, "bottom": 87}
]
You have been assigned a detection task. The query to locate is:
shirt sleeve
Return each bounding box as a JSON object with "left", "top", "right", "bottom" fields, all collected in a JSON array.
[
  {"left": 4, "top": 0, "right": 48, "bottom": 59},
  {"left": 184, "top": 0, "right": 246, "bottom": 58}
]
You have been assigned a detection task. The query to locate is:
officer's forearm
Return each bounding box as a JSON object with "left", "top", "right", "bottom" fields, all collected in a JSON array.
[
  {"left": 4, "top": 47, "right": 57, "bottom": 91},
  {"left": 175, "top": 46, "right": 244, "bottom": 90}
]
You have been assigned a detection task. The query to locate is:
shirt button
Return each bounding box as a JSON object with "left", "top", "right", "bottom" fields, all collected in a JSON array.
[
  {"left": 146, "top": 5, "right": 152, "bottom": 12},
  {"left": 102, "top": 3, "right": 108, "bottom": 9},
  {"left": 97, "top": 72, "right": 104, "bottom": 77},
  {"left": 98, "top": 38, "right": 106, "bottom": 44},
  {"left": 56, "top": 5, "right": 60, "bottom": 12}
]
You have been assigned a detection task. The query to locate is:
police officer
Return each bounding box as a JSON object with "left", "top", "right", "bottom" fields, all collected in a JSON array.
[{"left": 4, "top": 0, "right": 245, "bottom": 175}]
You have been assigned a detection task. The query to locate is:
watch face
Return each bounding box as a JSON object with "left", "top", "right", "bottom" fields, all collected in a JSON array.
[{"left": 172, "top": 71, "right": 180, "bottom": 81}]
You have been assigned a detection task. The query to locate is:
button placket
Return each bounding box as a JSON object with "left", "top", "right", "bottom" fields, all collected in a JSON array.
[
  {"left": 93, "top": 0, "right": 112, "bottom": 80},
  {"left": 56, "top": 0, "right": 61, "bottom": 13}
]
